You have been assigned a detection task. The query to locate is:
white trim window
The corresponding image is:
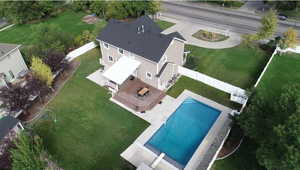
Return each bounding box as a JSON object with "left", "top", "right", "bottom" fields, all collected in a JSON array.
[
  {"left": 103, "top": 42, "right": 109, "bottom": 49},
  {"left": 118, "top": 48, "right": 124, "bottom": 54},
  {"left": 146, "top": 72, "right": 152, "bottom": 79},
  {"left": 108, "top": 56, "right": 114, "bottom": 62}
]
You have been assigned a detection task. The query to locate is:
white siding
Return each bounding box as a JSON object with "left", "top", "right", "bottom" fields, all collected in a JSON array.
[{"left": 0, "top": 49, "right": 28, "bottom": 81}]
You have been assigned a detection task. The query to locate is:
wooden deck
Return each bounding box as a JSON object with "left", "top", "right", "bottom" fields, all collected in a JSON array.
[{"left": 113, "top": 78, "right": 165, "bottom": 112}]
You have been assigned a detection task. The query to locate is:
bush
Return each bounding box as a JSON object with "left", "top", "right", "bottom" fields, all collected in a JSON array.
[
  {"left": 11, "top": 133, "right": 47, "bottom": 170},
  {"left": 43, "top": 51, "right": 69, "bottom": 73},
  {"left": 184, "top": 55, "right": 199, "bottom": 70},
  {"left": 74, "top": 30, "right": 94, "bottom": 47},
  {"left": 34, "top": 24, "right": 73, "bottom": 55},
  {"left": 30, "top": 57, "right": 53, "bottom": 87}
]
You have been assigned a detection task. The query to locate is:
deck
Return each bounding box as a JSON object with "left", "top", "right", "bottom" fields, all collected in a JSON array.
[{"left": 113, "top": 78, "right": 165, "bottom": 112}]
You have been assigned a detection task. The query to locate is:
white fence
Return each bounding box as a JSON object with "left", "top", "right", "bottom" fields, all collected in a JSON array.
[
  {"left": 65, "top": 42, "right": 98, "bottom": 61},
  {"left": 178, "top": 66, "right": 246, "bottom": 95}
]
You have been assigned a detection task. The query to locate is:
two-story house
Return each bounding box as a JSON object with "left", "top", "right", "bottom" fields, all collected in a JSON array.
[
  {"left": 96, "top": 16, "right": 185, "bottom": 92},
  {"left": 0, "top": 43, "right": 28, "bottom": 87}
]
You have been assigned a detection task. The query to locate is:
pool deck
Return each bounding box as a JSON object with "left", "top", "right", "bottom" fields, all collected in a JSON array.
[{"left": 121, "top": 90, "right": 233, "bottom": 170}]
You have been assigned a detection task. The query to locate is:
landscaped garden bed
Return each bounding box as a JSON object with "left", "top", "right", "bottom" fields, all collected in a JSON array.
[
  {"left": 192, "top": 30, "right": 229, "bottom": 42},
  {"left": 33, "top": 49, "right": 148, "bottom": 170}
]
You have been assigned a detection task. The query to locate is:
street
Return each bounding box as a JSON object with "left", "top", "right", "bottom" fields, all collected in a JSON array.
[{"left": 162, "top": 2, "right": 300, "bottom": 36}]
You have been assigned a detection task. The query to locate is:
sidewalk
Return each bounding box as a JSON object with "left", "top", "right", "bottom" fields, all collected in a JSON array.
[{"left": 160, "top": 16, "right": 241, "bottom": 49}]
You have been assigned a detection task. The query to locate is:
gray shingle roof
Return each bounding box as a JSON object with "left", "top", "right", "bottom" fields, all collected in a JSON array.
[
  {"left": 0, "top": 43, "right": 19, "bottom": 58},
  {"left": 97, "top": 16, "right": 185, "bottom": 63},
  {"left": 0, "top": 116, "right": 20, "bottom": 140}
]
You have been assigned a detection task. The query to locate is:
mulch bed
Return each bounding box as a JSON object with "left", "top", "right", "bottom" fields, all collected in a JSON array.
[
  {"left": 217, "top": 126, "right": 244, "bottom": 159},
  {"left": 19, "top": 61, "right": 80, "bottom": 122},
  {"left": 82, "top": 15, "right": 100, "bottom": 24}
]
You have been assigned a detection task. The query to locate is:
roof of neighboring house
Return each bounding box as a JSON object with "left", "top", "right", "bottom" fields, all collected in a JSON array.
[
  {"left": 97, "top": 16, "right": 185, "bottom": 63},
  {"left": 0, "top": 43, "right": 19, "bottom": 59},
  {"left": 0, "top": 116, "right": 20, "bottom": 140}
]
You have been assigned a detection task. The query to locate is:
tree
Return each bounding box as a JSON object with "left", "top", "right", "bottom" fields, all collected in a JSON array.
[
  {"left": 25, "top": 76, "right": 51, "bottom": 102},
  {"left": 243, "top": 10, "right": 278, "bottom": 43},
  {"left": 237, "top": 84, "right": 300, "bottom": 170},
  {"left": 280, "top": 28, "right": 298, "bottom": 49},
  {"left": 34, "top": 24, "right": 73, "bottom": 55},
  {"left": 105, "top": 1, "right": 160, "bottom": 19},
  {"left": 30, "top": 57, "right": 53, "bottom": 87},
  {"left": 0, "top": 85, "right": 30, "bottom": 113},
  {"left": 10, "top": 133, "right": 47, "bottom": 170},
  {"left": 90, "top": 1, "right": 107, "bottom": 18},
  {"left": 265, "top": 0, "right": 300, "bottom": 11},
  {"left": 257, "top": 10, "right": 278, "bottom": 40},
  {"left": 0, "top": 1, "right": 60, "bottom": 24},
  {"left": 43, "top": 51, "right": 69, "bottom": 73}
]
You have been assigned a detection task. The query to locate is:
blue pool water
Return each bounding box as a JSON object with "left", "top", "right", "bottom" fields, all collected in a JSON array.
[{"left": 146, "top": 98, "right": 221, "bottom": 166}]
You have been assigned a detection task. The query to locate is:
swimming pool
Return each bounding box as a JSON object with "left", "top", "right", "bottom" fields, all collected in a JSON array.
[{"left": 145, "top": 97, "right": 221, "bottom": 167}]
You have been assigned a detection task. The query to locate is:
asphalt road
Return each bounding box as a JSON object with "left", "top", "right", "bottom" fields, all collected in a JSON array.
[{"left": 162, "top": 2, "right": 300, "bottom": 36}]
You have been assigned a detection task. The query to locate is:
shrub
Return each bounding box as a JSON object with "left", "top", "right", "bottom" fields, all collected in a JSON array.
[
  {"left": 30, "top": 57, "right": 53, "bottom": 87},
  {"left": 10, "top": 133, "right": 47, "bottom": 170},
  {"left": 74, "top": 30, "right": 94, "bottom": 47}
]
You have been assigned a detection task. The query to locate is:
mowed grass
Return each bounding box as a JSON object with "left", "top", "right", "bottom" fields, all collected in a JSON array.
[
  {"left": 0, "top": 10, "right": 97, "bottom": 45},
  {"left": 257, "top": 52, "right": 300, "bottom": 98},
  {"left": 167, "top": 76, "right": 240, "bottom": 108},
  {"left": 155, "top": 20, "right": 175, "bottom": 30},
  {"left": 167, "top": 45, "right": 268, "bottom": 108},
  {"left": 34, "top": 49, "right": 148, "bottom": 170},
  {"left": 186, "top": 45, "right": 268, "bottom": 89}
]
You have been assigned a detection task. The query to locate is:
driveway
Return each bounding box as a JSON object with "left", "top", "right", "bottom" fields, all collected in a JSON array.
[{"left": 160, "top": 16, "right": 241, "bottom": 49}]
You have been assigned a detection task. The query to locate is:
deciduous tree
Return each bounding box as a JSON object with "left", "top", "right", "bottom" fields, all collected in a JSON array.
[
  {"left": 280, "top": 28, "right": 298, "bottom": 49},
  {"left": 30, "top": 57, "right": 53, "bottom": 87},
  {"left": 237, "top": 84, "right": 300, "bottom": 170}
]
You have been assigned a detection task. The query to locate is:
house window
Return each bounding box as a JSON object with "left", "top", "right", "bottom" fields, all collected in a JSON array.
[
  {"left": 146, "top": 72, "right": 152, "bottom": 79},
  {"left": 108, "top": 56, "right": 114, "bottom": 62},
  {"left": 103, "top": 42, "right": 109, "bottom": 49},
  {"left": 8, "top": 70, "right": 14, "bottom": 79},
  {"left": 118, "top": 48, "right": 124, "bottom": 54}
]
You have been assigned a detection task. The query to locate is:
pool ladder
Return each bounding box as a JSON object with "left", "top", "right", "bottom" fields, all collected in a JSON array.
[{"left": 151, "top": 153, "right": 165, "bottom": 168}]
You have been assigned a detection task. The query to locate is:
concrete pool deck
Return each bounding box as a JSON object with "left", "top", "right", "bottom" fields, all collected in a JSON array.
[{"left": 121, "top": 90, "right": 233, "bottom": 170}]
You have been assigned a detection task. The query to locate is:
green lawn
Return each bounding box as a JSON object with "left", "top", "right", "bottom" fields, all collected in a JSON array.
[
  {"left": 34, "top": 49, "right": 148, "bottom": 170},
  {"left": 257, "top": 52, "right": 300, "bottom": 98},
  {"left": 167, "top": 76, "right": 240, "bottom": 108},
  {"left": 0, "top": 10, "right": 98, "bottom": 45},
  {"left": 167, "top": 45, "right": 268, "bottom": 108},
  {"left": 185, "top": 45, "right": 268, "bottom": 88},
  {"left": 155, "top": 20, "right": 175, "bottom": 30}
]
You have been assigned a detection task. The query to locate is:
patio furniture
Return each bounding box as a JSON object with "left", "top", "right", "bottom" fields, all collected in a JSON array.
[{"left": 138, "top": 87, "right": 150, "bottom": 97}]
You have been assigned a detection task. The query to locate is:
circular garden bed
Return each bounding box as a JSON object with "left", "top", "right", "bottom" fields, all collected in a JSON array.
[{"left": 192, "top": 30, "right": 229, "bottom": 42}]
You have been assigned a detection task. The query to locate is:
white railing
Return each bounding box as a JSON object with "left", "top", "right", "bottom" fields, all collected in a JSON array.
[
  {"left": 65, "top": 41, "right": 98, "bottom": 62},
  {"left": 178, "top": 66, "right": 246, "bottom": 95}
]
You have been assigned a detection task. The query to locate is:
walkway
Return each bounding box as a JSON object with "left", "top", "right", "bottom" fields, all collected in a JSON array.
[{"left": 160, "top": 15, "right": 241, "bottom": 49}]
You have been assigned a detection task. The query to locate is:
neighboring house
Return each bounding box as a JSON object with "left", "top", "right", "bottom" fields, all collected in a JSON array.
[
  {"left": 96, "top": 16, "right": 186, "bottom": 92},
  {"left": 0, "top": 43, "right": 28, "bottom": 87},
  {"left": 0, "top": 116, "right": 23, "bottom": 155}
]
